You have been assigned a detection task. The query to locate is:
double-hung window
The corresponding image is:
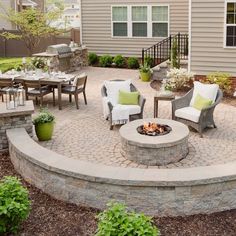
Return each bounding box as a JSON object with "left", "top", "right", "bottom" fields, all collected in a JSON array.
[
  {"left": 132, "top": 6, "right": 148, "bottom": 37},
  {"left": 152, "top": 6, "right": 169, "bottom": 37},
  {"left": 226, "top": 1, "right": 236, "bottom": 46},
  {"left": 112, "top": 5, "right": 169, "bottom": 38},
  {"left": 112, "top": 6, "right": 128, "bottom": 37}
]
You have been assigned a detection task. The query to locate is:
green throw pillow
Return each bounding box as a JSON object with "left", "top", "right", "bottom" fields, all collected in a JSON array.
[
  {"left": 118, "top": 90, "right": 139, "bottom": 105},
  {"left": 193, "top": 93, "right": 213, "bottom": 110}
]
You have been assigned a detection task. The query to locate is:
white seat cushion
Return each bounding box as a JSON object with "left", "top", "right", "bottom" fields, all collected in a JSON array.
[
  {"left": 190, "top": 81, "right": 219, "bottom": 106},
  {"left": 119, "top": 105, "right": 141, "bottom": 115},
  {"left": 175, "top": 106, "right": 201, "bottom": 123},
  {"left": 104, "top": 80, "right": 131, "bottom": 105}
]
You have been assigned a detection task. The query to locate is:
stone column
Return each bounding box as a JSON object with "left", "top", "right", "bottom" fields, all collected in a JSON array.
[{"left": 0, "top": 100, "right": 34, "bottom": 153}]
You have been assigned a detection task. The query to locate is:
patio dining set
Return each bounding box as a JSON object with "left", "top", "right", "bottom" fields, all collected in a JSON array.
[{"left": 0, "top": 71, "right": 88, "bottom": 110}]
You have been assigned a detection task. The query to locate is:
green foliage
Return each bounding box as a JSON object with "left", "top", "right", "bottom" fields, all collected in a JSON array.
[
  {"left": 204, "top": 72, "right": 232, "bottom": 94},
  {"left": 88, "top": 52, "right": 99, "bottom": 66},
  {"left": 113, "top": 55, "right": 126, "bottom": 68},
  {"left": 0, "top": 57, "right": 25, "bottom": 73},
  {"left": 31, "top": 57, "right": 47, "bottom": 69},
  {"left": 144, "top": 56, "right": 154, "bottom": 67},
  {"left": 171, "top": 39, "right": 180, "bottom": 69},
  {"left": 139, "top": 62, "right": 152, "bottom": 73},
  {"left": 0, "top": 8, "right": 63, "bottom": 55},
  {"left": 33, "top": 110, "right": 55, "bottom": 125},
  {"left": 99, "top": 55, "right": 113, "bottom": 67},
  {"left": 127, "top": 57, "right": 140, "bottom": 69},
  {"left": 96, "top": 202, "right": 159, "bottom": 236},
  {"left": 0, "top": 176, "right": 30, "bottom": 234}
]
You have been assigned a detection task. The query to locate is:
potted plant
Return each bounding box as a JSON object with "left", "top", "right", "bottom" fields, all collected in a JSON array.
[
  {"left": 31, "top": 57, "right": 47, "bottom": 75},
  {"left": 33, "top": 110, "right": 55, "bottom": 141},
  {"left": 139, "top": 62, "right": 152, "bottom": 82}
]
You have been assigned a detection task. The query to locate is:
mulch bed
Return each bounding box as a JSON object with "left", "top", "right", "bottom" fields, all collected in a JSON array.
[
  {"left": 150, "top": 80, "right": 236, "bottom": 107},
  {"left": 1, "top": 153, "right": 236, "bottom": 236}
]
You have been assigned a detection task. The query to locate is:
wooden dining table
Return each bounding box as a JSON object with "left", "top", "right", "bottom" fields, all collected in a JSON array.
[{"left": 0, "top": 73, "right": 76, "bottom": 110}]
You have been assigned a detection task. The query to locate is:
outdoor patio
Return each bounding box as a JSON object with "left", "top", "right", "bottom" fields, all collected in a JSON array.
[{"left": 36, "top": 66, "right": 236, "bottom": 169}]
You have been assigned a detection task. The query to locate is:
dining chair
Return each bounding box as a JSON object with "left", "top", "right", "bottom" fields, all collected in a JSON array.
[
  {"left": 61, "top": 73, "right": 87, "bottom": 109},
  {"left": 24, "top": 79, "right": 55, "bottom": 106}
]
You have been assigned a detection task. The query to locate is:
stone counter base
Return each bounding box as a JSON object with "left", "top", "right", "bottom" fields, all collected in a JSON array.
[{"left": 7, "top": 128, "right": 236, "bottom": 217}]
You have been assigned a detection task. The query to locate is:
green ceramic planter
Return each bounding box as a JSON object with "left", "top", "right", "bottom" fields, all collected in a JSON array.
[
  {"left": 140, "top": 71, "right": 151, "bottom": 82},
  {"left": 35, "top": 122, "right": 54, "bottom": 141}
]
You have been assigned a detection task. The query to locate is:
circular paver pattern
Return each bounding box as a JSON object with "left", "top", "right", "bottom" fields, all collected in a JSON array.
[
  {"left": 37, "top": 67, "right": 236, "bottom": 169},
  {"left": 120, "top": 118, "right": 189, "bottom": 166}
]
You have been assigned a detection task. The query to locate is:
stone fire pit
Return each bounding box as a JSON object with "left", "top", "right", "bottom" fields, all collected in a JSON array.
[{"left": 120, "top": 118, "right": 189, "bottom": 166}]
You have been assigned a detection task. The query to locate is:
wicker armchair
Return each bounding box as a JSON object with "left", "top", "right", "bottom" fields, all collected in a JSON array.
[
  {"left": 101, "top": 80, "right": 146, "bottom": 130},
  {"left": 172, "top": 88, "right": 223, "bottom": 137}
]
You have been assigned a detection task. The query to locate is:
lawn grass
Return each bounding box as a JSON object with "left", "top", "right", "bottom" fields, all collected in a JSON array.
[{"left": 0, "top": 57, "right": 30, "bottom": 73}]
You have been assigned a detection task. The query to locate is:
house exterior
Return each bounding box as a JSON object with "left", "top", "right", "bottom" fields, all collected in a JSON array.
[
  {"left": 80, "top": 0, "right": 236, "bottom": 80},
  {"left": 0, "top": 0, "right": 45, "bottom": 30},
  {"left": 80, "top": 0, "right": 189, "bottom": 57}
]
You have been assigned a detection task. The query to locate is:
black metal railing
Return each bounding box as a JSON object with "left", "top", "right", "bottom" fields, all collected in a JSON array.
[{"left": 142, "top": 33, "right": 188, "bottom": 67}]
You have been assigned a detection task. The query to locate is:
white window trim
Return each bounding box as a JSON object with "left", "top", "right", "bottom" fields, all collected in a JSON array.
[
  {"left": 111, "top": 5, "right": 170, "bottom": 39},
  {"left": 224, "top": 0, "right": 236, "bottom": 48}
]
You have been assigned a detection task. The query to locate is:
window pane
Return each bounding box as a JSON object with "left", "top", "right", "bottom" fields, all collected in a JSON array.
[
  {"left": 227, "top": 3, "right": 235, "bottom": 13},
  {"left": 113, "top": 23, "right": 127, "bottom": 36},
  {"left": 227, "top": 26, "right": 234, "bottom": 36},
  {"left": 132, "top": 6, "right": 147, "bottom": 21},
  {"left": 112, "top": 7, "right": 127, "bottom": 21},
  {"left": 132, "top": 23, "right": 147, "bottom": 37},
  {"left": 152, "top": 23, "right": 168, "bottom": 37},
  {"left": 227, "top": 14, "right": 235, "bottom": 24},
  {"left": 152, "top": 6, "right": 168, "bottom": 21},
  {"left": 226, "top": 36, "right": 234, "bottom": 46},
  {"left": 226, "top": 26, "right": 236, "bottom": 46}
]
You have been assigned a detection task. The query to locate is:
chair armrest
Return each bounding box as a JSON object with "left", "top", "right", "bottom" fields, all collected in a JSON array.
[
  {"left": 199, "top": 102, "right": 217, "bottom": 122},
  {"left": 172, "top": 90, "right": 193, "bottom": 110},
  {"left": 139, "top": 95, "right": 146, "bottom": 113}
]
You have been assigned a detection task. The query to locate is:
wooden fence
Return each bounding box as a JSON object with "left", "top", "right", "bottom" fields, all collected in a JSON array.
[{"left": 0, "top": 28, "right": 80, "bottom": 57}]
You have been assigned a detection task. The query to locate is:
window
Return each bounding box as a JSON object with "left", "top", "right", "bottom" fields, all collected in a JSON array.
[
  {"left": 112, "top": 5, "right": 169, "bottom": 38},
  {"left": 132, "top": 6, "right": 147, "bottom": 37},
  {"left": 152, "top": 6, "right": 168, "bottom": 37},
  {"left": 112, "top": 6, "right": 128, "bottom": 37},
  {"left": 226, "top": 1, "right": 236, "bottom": 46}
]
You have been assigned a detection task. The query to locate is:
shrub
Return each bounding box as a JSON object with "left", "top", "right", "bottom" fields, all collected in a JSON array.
[
  {"left": 171, "top": 38, "right": 180, "bottom": 69},
  {"left": 113, "top": 55, "right": 126, "bottom": 68},
  {"left": 204, "top": 72, "right": 232, "bottom": 94},
  {"left": 127, "top": 57, "right": 140, "bottom": 69},
  {"left": 96, "top": 202, "right": 159, "bottom": 236},
  {"left": 166, "top": 68, "right": 195, "bottom": 91},
  {"left": 0, "top": 176, "right": 31, "bottom": 234},
  {"left": 31, "top": 57, "right": 46, "bottom": 69},
  {"left": 144, "top": 56, "right": 154, "bottom": 67},
  {"left": 33, "top": 110, "right": 55, "bottom": 125},
  {"left": 88, "top": 52, "right": 99, "bottom": 65},
  {"left": 99, "top": 55, "right": 113, "bottom": 67}
]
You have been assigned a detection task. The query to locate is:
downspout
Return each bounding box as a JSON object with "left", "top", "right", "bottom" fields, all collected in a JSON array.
[{"left": 188, "top": 0, "right": 192, "bottom": 72}]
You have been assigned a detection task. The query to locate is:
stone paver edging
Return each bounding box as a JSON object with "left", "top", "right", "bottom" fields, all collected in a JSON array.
[{"left": 7, "top": 128, "right": 236, "bottom": 216}]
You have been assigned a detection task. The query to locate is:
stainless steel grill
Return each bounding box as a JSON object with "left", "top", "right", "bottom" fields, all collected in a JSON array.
[{"left": 46, "top": 44, "right": 73, "bottom": 58}]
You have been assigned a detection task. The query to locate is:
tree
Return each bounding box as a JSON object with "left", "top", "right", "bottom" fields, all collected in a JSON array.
[{"left": 0, "top": 7, "right": 63, "bottom": 56}]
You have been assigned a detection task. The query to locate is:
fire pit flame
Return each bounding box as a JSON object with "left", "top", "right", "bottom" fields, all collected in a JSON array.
[{"left": 137, "top": 122, "right": 172, "bottom": 136}]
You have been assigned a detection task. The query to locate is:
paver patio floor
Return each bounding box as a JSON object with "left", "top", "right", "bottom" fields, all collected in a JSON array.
[{"left": 36, "top": 67, "right": 236, "bottom": 169}]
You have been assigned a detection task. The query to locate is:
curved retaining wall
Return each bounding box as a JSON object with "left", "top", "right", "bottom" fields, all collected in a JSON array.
[{"left": 7, "top": 128, "right": 236, "bottom": 216}]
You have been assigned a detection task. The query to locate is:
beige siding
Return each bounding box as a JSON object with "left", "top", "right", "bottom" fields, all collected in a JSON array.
[
  {"left": 81, "top": 0, "right": 189, "bottom": 57},
  {"left": 190, "top": 0, "right": 236, "bottom": 76}
]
